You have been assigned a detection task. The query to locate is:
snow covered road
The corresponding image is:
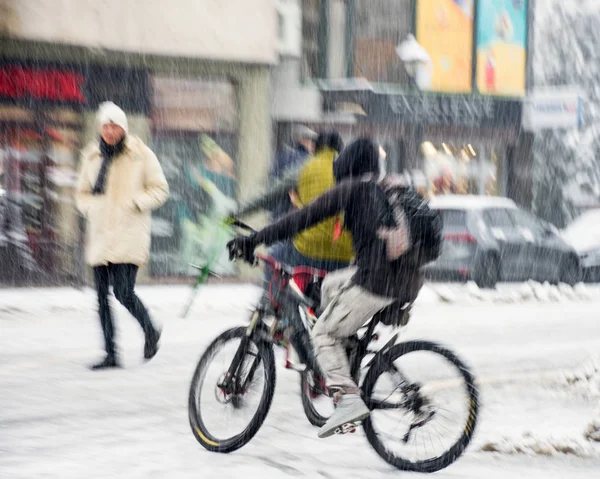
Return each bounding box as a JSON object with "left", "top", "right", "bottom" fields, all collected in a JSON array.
[{"left": 1, "top": 284, "right": 600, "bottom": 478}]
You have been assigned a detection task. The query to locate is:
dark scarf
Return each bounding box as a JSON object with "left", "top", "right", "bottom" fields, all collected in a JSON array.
[{"left": 92, "top": 136, "right": 126, "bottom": 195}]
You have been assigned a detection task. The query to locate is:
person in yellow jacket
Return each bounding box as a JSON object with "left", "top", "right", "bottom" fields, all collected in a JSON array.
[
  {"left": 292, "top": 132, "right": 354, "bottom": 264},
  {"left": 265, "top": 131, "right": 353, "bottom": 277}
]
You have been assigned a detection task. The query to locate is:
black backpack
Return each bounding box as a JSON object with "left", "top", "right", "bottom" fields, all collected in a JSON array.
[{"left": 372, "top": 175, "right": 443, "bottom": 266}]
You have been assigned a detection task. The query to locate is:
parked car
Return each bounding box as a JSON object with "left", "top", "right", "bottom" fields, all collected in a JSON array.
[
  {"left": 424, "top": 195, "right": 581, "bottom": 288},
  {"left": 561, "top": 208, "right": 600, "bottom": 282}
]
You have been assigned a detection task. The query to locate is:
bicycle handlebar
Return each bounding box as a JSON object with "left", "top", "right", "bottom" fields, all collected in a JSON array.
[
  {"left": 226, "top": 217, "right": 257, "bottom": 234},
  {"left": 254, "top": 252, "right": 294, "bottom": 275}
]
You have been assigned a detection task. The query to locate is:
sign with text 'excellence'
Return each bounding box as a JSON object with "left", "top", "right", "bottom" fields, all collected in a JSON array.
[
  {"left": 522, "top": 88, "right": 582, "bottom": 131},
  {"left": 380, "top": 93, "right": 521, "bottom": 128}
]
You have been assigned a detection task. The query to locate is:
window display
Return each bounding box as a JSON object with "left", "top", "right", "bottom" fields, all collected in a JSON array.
[
  {"left": 419, "top": 140, "right": 504, "bottom": 197},
  {"left": 0, "top": 108, "right": 81, "bottom": 284}
]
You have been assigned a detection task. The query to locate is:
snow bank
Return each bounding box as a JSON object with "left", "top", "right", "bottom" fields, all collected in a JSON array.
[
  {"left": 554, "top": 357, "right": 600, "bottom": 400},
  {"left": 480, "top": 433, "right": 596, "bottom": 457},
  {"left": 585, "top": 420, "right": 600, "bottom": 442},
  {"left": 428, "top": 280, "right": 600, "bottom": 304},
  {"left": 478, "top": 355, "right": 600, "bottom": 454},
  {"left": 550, "top": 357, "right": 600, "bottom": 444}
]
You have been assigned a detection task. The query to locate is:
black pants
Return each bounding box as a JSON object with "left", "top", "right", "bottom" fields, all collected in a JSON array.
[{"left": 93, "top": 263, "right": 156, "bottom": 357}]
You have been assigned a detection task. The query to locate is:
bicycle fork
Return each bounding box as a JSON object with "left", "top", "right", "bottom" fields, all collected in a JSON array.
[{"left": 219, "top": 310, "right": 265, "bottom": 395}]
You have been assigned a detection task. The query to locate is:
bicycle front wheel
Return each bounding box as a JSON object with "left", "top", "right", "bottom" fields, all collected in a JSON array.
[
  {"left": 362, "top": 340, "right": 479, "bottom": 473},
  {"left": 188, "top": 326, "right": 276, "bottom": 453}
]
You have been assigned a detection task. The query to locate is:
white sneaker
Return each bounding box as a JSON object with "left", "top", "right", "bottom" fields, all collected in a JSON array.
[{"left": 318, "top": 393, "right": 370, "bottom": 439}]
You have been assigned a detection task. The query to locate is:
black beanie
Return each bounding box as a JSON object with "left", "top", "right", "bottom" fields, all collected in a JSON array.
[
  {"left": 315, "top": 131, "right": 344, "bottom": 153},
  {"left": 333, "top": 138, "right": 380, "bottom": 182}
]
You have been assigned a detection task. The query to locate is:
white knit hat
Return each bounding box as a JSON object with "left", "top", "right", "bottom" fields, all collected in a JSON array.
[{"left": 97, "top": 101, "right": 128, "bottom": 133}]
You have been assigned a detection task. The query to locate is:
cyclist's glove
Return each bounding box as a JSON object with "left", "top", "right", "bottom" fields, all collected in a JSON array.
[{"left": 227, "top": 235, "right": 257, "bottom": 264}]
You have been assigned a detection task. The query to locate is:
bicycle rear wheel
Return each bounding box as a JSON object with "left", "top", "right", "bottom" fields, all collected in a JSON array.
[
  {"left": 362, "top": 340, "right": 479, "bottom": 473},
  {"left": 188, "top": 326, "right": 276, "bottom": 453}
]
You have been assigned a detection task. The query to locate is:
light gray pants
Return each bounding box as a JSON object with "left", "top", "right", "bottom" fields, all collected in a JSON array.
[{"left": 312, "top": 267, "right": 394, "bottom": 392}]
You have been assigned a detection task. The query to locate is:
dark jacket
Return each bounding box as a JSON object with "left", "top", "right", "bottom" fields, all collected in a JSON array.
[
  {"left": 234, "top": 162, "right": 303, "bottom": 219},
  {"left": 254, "top": 179, "right": 422, "bottom": 300},
  {"left": 252, "top": 139, "right": 423, "bottom": 301}
]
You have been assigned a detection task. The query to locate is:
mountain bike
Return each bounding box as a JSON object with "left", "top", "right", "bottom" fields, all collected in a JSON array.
[{"left": 187, "top": 218, "right": 480, "bottom": 473}]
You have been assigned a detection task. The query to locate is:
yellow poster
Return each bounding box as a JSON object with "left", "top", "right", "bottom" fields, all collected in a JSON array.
[{"left": 416, "top": 0, "right": 474, "bottom": 93}]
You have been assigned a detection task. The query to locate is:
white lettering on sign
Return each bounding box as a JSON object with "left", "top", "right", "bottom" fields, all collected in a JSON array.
[{"left": 388, "top": 95, "right": 495, "bottom": 125}]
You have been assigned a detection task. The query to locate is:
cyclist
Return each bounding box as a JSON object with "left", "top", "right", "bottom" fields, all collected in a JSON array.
[
  {"left": 228, "top": 138, "right": 441, "bottom": 438},
  {"left": 235, "top": 131, "right": 352, "bottom": 369},
  {"left": 234, "top": 131, "right": 352, "bottom": 275}
]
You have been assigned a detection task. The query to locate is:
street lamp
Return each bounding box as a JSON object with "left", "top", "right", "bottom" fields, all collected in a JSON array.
[{"left": 396, "top": 34, "right": 432, "bottom": 91}]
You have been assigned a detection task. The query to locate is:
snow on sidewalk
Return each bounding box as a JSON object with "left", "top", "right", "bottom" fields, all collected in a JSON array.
[
  {"left": 476, "top": 356, "right": 600, "bottom": 458},
  {"left": 3, "top": 280, "right": 600, "bottom": 322},
  {"left": 0, "top": 283, "right": 264, "bottom": 320},
  {"left": 3, "top": 287, "right": 600, "bottom": 477}
]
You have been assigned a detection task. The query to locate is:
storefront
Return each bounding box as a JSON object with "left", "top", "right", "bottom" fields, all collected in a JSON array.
[
  {"left": 1, "top": 37, "right": 272, "bottom": 286},
  {"left": 321, "top": 88, "right": 528, "bottom": 202}
]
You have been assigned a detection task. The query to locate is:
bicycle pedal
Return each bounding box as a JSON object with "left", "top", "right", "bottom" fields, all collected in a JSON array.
[{"left": 334, "top": 422, "right": 360, "bottom": 435}]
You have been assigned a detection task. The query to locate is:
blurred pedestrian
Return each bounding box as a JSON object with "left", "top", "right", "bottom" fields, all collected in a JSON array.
[
  {"left": 75, "top": 101, "right": 169, "bottom": 370},
  {"left": 269, "top": 124, "right": 317, "bottom": 219}
]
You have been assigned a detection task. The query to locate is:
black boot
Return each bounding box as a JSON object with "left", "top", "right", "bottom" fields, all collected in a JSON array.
[
  {"left": 144, "top": 328, "right": 161, "bottom": 361},
  {"left": 89, "top": 355, "right": 120, "bottom": 370}
]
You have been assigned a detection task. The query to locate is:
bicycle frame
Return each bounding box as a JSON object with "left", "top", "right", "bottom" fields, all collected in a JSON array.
[
  {"left": 183, "top": 216, "right": 414, "bottom": 409},
  {"left": 222, "top": 252, "right": 408, "bottom": 403}
]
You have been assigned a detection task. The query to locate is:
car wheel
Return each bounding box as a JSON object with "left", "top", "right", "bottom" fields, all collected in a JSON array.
[
  {"left": 560, "top": 256, "right": 581, "bottom": 286},
  {"left": 474, "top": 254, "right": 500, "bottom": 289},
  {"left": 589, "top": 267, "right": 600, "bottom": 283},
  {"left": 584, "top": 267, "right": 600, "bottom": 283}
]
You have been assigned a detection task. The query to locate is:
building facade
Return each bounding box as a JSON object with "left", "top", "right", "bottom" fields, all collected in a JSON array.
[
  {"left": 0, "top": 0, "right": 277, "bottom": 285},
  {"left": 275, "top": 0, "right": 534, "bottom": 207}
]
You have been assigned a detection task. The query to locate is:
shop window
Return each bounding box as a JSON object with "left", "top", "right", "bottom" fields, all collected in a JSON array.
[
  {"left": 353, "top": 0, "right": 412, "bottom": 84},
  {"left": 0, "top": 107, "right": 82, "bottom": 285},
  {"left": 420, "top": 141, "right": 504, "bottom": 197},
  {"left": 149, "top": 77, "right": 239, "bottom": 278}
]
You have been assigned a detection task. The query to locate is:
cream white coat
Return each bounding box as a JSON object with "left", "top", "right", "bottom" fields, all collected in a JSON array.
[{"left": 75, "top": 135, "right": 169, "bottom": 267}]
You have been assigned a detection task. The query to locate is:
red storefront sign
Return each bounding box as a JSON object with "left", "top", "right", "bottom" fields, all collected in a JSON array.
[{"left": 0, "top": 66, "right": 85, "bottom": 103}]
